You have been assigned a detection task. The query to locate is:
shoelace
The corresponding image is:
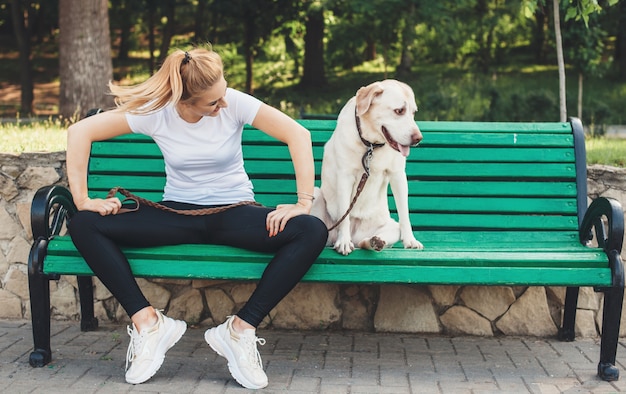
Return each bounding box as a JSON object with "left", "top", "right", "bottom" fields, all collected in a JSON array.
[
  {"left": 241, "top": 333, "right": 266, "bottom": 369},
  {"left": 125, "top": 325, "right": 145, "bottom": 371}
]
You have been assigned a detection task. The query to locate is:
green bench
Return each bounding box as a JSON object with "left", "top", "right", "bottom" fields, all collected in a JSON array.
[{"left": 28, "top": 117, "right": 625, "bottom": 381}]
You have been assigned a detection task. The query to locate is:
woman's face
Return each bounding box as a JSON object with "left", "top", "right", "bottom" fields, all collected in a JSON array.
[{"left": 187, "top": 76, "right": 228, "bottom": 118}]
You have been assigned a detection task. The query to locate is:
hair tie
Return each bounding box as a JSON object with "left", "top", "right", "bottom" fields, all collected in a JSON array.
[{"left": 182, "top": 51, "right": 191, "bottom": 65}]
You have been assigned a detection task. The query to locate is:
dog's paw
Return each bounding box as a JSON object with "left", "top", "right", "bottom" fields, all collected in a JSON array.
[
  {"left": 358, "top": 236, "right": 386, "bottom": 251},
  {"left": 403, "top": 238, "right": 424, "bottom": 250},
  {"left": 334, "top": 239, "right": 355, "bottom": 255}
]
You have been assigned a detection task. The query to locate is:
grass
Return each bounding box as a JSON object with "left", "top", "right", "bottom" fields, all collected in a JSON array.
[
  {"left": 0, "top": 117, "right": 69, "bottom": 154},
  {"left": 586, "top": 137, "right": 626, "bottom": 167}
]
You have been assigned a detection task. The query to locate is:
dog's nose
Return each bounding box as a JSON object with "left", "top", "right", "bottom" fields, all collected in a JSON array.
[{"left": 411, "top": 130, "right": 423, "bottom": 146}]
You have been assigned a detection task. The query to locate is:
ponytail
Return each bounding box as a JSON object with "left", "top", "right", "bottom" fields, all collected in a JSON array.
[{"left": 109, "top": 47, "right": 224, "bottom": 114}]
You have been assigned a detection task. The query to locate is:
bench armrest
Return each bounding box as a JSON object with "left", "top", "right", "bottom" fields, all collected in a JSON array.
[
  {"left": 31, "top": 185, "right": 78, "bottom": 240},
  {"left": 580, "top": 197, "right": 624, "bottom": 254},
  {"left": 579, "top": 197, "right": 625, "bottom": 288}
]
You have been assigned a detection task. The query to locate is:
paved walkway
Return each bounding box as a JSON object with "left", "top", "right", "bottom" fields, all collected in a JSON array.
[{"left": 1, "top": 319, "right": 626, "bottom": 393}]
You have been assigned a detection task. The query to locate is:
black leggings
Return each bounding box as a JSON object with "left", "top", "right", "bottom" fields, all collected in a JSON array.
[{"left": 68, "top": 201, "right": 328, "bottom": 327}]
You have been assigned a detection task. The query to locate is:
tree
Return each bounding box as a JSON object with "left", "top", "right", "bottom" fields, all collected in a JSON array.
[
  {"left": 212, "top": 0, "right": 299, "bottom": 93},
  {"left": 552, "top": 0, "right": 566, "bottom": 121},
  {"left": 615, "top": 1, "right": 626, "bottom": 79},
  {"left": 396, "top": 0, "right": 418, "bottom": 78},
  {"left": 156, "top": 0, "right": 176, "bottom": 66},
  {"left": 563, "top": 13, "right": 608, "bottom": 121},
  {"left": 59, "top": 0, "right": 114, "bottom": 118},
  {"left": 531, "top": 3, "right": 549, "bottom": 64},
  {"left": 300, "top": 1, "right": 327, "bottom": 88},
  {"left": 523, "top": 0, "right": 618, "bottom": 122},
  {"left": 9, "top": 0, "right": 34, "bottom": 115}
]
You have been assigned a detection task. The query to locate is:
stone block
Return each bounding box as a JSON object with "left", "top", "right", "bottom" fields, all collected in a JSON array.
[
  {"left": 137, "top": 278, "right": 170, "bottom": 310},
  {"left": 4, "top": 265, "right": 28, "bottom": 300},
  {"left": 496, "top": 287, "right": 558, "bottom": 336},
  {"left": 440, "top": 305, "right": 493, "bottom": 336},
  {"left": 271, "top": 283, "right": 341, "bottom": 329},
  {"left": 0, "top": 206, "right": 21, "bottom": 239},
  {"left": 6, "top": 235, "right": 30, "bottom": 264},
  {"left": 205, "top": 287, "right": 235, "bottom": 323},
  {"left": 428, "top": 285, "right": 459, "bottom": 307},
  {"left": 0, "top": 288, "right": 22, "bottom": 318},
  {"left": 374, "top": 285, "right": 439, "bottom": 333},
  {"left": 17, "top": 166, "right": 60, "bottom": 190},
  {"left": 169, "top": 288, "right": 204, "bottom": 324},
  {"left": 460, "top": 286, "right": 515, "bottom": 321}
]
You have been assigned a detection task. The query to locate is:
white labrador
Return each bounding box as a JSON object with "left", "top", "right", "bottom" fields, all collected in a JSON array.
[{"left": 311, "top": 79, "right": 424, "bottom": 255}]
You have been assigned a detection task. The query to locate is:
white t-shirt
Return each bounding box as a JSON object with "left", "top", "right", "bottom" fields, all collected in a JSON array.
[{"left": 125, "top": 88, "right": 263, "bottom": 205}]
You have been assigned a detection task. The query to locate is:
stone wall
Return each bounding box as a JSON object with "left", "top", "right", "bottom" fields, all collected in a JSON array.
[{"left": 1, "top": 152, "right": 626, "bottom": 338}]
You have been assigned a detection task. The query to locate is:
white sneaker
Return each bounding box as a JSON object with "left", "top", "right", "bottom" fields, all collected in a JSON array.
[
  {"left": 125, "top": 309, "right": 187, "bottom": 384},
  {"left": 204, "top": 315, "right": 268, "bottom": 389}
]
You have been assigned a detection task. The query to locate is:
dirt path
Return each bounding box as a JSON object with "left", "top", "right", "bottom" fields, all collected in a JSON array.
[{"left": 0, "top": 81, "right": 60, "bottom": 117}]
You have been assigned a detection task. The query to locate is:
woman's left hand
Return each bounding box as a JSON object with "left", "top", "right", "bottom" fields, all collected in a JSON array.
[{"left": 266, "top": 200, "right": 312, "bottom": 237}]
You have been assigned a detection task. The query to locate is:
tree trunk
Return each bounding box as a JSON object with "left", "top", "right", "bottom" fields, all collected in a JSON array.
[
  {"left": 396, "top": 1, "right": 416, "bottom": 78},
  {"left": 617, "top": 1, "right": 626, "bottom": 79},
  {"left": 147, "top": 3, "right": 156, "bottom": 74},
  {"left": 243, "top": 20, "right": 255, "bottom": 94},
  {"left": 10, "top": 0, "right": 34, "bottom": 115},
  {"left": 59, "top": 0, "right": 114, "bottom": 119},
  {"left": 116, "top": 0, "right": 132, "bottom": 61},
  {"left": 577, "top": 72, "right": 583, "bottom": 120},
  {"left": 553, "top": 0, "right": 567, "bottom": 122},
  {"left": 300, "top": 4, "right": 327, "bottom": 88},
  {"left": 157, "top": 0, "right": 176, "bottom": 66},
  {"left": 194, "top": 0, "right": 207, "bottom": 43},
  {"left": 532, "top": 6, "right": 547, "bottom": 64}
]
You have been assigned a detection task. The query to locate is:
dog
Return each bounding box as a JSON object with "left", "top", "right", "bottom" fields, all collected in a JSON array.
[{"left": 311, "top": 79, "right": 424, "bottom": 255}]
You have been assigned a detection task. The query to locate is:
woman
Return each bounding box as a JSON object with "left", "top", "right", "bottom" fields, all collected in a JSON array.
[{"left": 66, "top": 47, "right": 328, "bottom": 389}]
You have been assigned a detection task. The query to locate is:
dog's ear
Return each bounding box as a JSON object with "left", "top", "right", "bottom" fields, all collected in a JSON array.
[{"left": 355, "top": 82, "right": 384, "bottom": 116}]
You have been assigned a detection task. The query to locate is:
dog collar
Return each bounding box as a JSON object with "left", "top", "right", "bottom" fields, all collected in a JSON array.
[
  {"left": 355, "top": 107, "right": 385, "bottom": 176},
  {"left": 355, "top": 107, "right": 386, "bottom": 150}
]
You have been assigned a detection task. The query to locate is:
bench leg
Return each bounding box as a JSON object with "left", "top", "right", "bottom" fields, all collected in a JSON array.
[
  {"left": 77, "top": 276, "right": 99, "bottom": 331},
  {"left": 27, "top": 238, "right": 52, "bottom": 367},
  {"left": 559, "top": 286, "right": 579, "bottom": 341},
  {"left": 598, "top": 284, "right": 623, "bottom": 381}
]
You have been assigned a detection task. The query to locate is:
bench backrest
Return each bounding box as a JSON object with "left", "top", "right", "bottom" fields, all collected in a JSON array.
[{"left": 86, "top": 118, "right": 587, "bottom": 249}]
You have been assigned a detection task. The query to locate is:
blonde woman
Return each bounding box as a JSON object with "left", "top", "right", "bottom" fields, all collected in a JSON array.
[{"left": 66, "top": 47, "right": 328, "bottom": 389}]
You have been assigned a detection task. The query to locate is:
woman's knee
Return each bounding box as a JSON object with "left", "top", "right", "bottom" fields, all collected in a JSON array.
[{"left": 293, "top": 214, "right": 329, "bottom": 247}]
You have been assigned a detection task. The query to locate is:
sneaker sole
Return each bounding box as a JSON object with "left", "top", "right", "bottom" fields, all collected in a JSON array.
[
  {"left": 126, "top": 321, "right": 187, "bottom": 384},
  {"left": 204, "top": 328, "right": 267, "bottom": 389}
]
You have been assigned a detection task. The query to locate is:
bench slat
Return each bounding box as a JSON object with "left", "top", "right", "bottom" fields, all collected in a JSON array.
[
  {"left": 415, "top": 121, "right": 573, "bottom": 133},
  {"left": 87, "top": 176, "right": 577, "bottom": 198},
  {"left": 409, "top": 212, "right": 577, "bottom": 230},
  {"left": 42, "top": 252, "right": 610, "bottom": 287},
  {"left": 46, "top": 237, "right": 604, "bottom": 265},
  {"left": 417, "top": 132, "right": 573, "bottom": 147},
  {"left": 88, "top": 157, "right": 576, "bottom": 179},
  {"left": 92, "top": 142, "right": 574, "bottom": 163}
]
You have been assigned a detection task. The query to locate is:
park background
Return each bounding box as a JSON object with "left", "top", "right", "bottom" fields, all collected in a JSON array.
[{"left": 0, "top": 0, "right": 625, "bottom": 338}]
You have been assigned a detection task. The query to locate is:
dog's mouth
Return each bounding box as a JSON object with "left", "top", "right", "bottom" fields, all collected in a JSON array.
[{"left": 382, "top": 126, "right": 411, "bottom": 157}]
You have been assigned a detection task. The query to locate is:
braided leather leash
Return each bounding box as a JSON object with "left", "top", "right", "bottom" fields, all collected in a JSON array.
[{"left": 107, "top": 186, "right": 261, "bottom": 215}]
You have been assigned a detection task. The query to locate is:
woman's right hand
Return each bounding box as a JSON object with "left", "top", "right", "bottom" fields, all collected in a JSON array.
[{"left": 76, "top": 197, "right": 123, "bottom": 216}]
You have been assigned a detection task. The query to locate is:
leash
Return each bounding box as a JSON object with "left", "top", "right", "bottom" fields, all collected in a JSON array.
[
  {"left": 326, "top": 107, "right": 384, "bottom": 232},
  {"left": 106, "top": 187, "right": 261, "bottom": 215}
]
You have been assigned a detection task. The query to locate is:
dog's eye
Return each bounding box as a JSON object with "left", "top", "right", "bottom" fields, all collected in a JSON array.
[{"left": 394, "top": 108, "right": 406, "bottom": 115}]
